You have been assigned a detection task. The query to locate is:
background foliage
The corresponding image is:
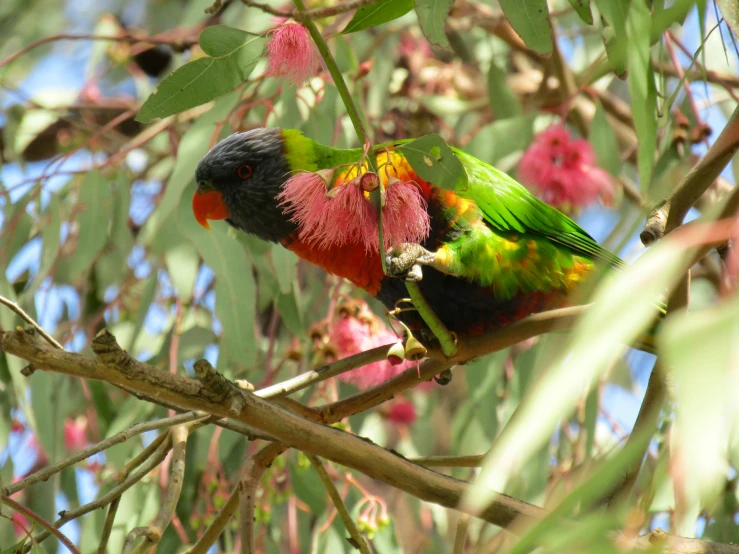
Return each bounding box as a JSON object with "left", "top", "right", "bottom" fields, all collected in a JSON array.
[{"left": 1, "top": 0, "right": 739, "bottom": 553}]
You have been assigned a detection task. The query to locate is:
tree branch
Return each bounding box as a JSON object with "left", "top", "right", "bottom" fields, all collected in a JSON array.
[
  {"left": 2, "top": 327, "right": 539, "bottom": 530},
  {"left": 126, "top": 424, "right": 190, "bottom": 553},
  {"left": 1, "top": 494, "right": 82, "bottom": 554},
  {"left": 306, "top": 453, "right": 371, "bottom": 554},
  {"left": 641, "top": 105, "right": 739, "bottom": 245}
]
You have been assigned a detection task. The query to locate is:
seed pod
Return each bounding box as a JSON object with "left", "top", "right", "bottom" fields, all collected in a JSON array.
[
  {"left": 360, "top": 171, "right": 380, "bottom": 192},
  {"left": 386, "top": 342, "right": 406, "bottom": 365},
  {"left": 404, "top": 336, "right": 427, "bottom": 361}
]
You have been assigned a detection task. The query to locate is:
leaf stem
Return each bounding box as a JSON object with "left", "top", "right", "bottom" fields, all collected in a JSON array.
[
  {"left": 291, "top": 2, "right": 459, "bottom": 353},
  {"left": 291, "top": 0, "right": 387, "bottom": 272},
  {"left": 406, "top": 282, "right": 459, "bottom": 358}
]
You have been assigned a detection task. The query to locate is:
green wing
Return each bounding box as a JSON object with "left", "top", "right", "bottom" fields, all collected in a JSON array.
[{"left": 453, "top": 148, "right": 625, "bottom": 269}]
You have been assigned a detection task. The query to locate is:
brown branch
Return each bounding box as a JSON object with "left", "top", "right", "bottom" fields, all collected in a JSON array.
[
  {"left": 627, "top": 528, "right": 739, "bottom": 554},
  {"left": 306, "top": 453, "right": 371, "bottom": 554},
  {"left": 184, "top": 442, "right": 286, "bottom": 554},
  {"left": 239, "top": 0, "right": 375, "bottom": 20},
  {"left": 125, "top": 424, "right": 190, "bottom": 553},
  {"left": 409, "top": 455, "right": 485, "bottom": 468},
  {"left": 1, "top": 494, "right": 82, "bottom": 554},
  {"left": 0, "top": 33, "right": 196, "bottom": 69},
  {"left": 255, "top": 344, "right": 389, "bottom": 399},
  {"left": 641, "top": 105, "right": 739, "bottom": 245},
  {"left": 17, "top": 436, "right": 172, "bottom": 551},
  {"left": 3, "top": 411, "right": 205, "bottom": 497},
  {"left": 0, "top": 295, "right": 64, "bottom": 349},
  {"left": 1, "top": 327, "right": 540, "bottom": 530},
  {"left": 3, "top": 323, "right": 739, "bottom": 553}
]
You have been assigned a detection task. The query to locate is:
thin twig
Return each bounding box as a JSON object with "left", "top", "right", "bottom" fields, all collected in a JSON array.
[
  {"left": 452, "top": 515, "right": 471, "bottom": 554},
  {"left": 306, "top": 453, "right": 371, "bottom": 554},
  {"left": 97, "top": 497, "right": 121, "bottom": 554},
  {"left": 24, "top": 436, "right": 173, "bottom": 551},
  {"left": 1, "top": 494, "right": 82, "bottom": 554},
  {"left": 3, "top": 411, "right": 205, "bottom": 497},
  {"left": 240, "top": 0, "right": 374, "bottom": 21},
  {"left": 126, "top": 424, "right": 191, "bottom": 553},
  {"left": 255, "top": 344, "right": 390, "bottom": 398},
  {"left": 409, "top": 455, "right": 485, "bottom": 468},
  {"left": 184, "top": 442, "right": 286, "bottom": 554},
  {"left": 641, "top": 104, "right": 739, "bottom": 245},
  {"left": 0, "top": 33, "right": 196, "bottom": 69},
  {"left": 0, "top": 295, "right": 64, "bottom": 349}
]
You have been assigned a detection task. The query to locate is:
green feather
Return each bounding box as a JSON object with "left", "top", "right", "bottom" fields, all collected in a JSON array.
[{"left": 452, "top": 148, "right": 625, "bottom": 269}]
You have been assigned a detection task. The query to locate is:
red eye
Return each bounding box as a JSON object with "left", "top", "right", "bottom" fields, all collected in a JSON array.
[{"left": 237, "top": 164, "right": 253, "bottom": 179}]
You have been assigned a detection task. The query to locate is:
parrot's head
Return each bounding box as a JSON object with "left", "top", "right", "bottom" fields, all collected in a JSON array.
[{"left": 193, "top": 127, "right": 297, "bottom": 242}]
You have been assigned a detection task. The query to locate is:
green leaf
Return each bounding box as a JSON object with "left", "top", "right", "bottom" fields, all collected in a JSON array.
[
  {"left": 590, "top": 101, "right": 621, "bottom": 176},
  {"left": 567, "top": 0, "right": 593, "bottom": 25},
  {"left": 464, "top": 235, "right": 689, "bottom": 514},
  {"left": 414, "top": 0, "right": 453, "bottom": 50},
  {"left": 659, "top": 295, "right": 739, "bottom": 518},
  {"left": 342, "top": 0, "right": 413, "bottom": 34},
  {"left": 178, "top": 185, "right": 257, "bottom": 371},
  {"left": 397, "top": 134, "right": 468, "bottom": 190},
  {"left": 593, "top": 0, "right": 629, "bottom": 77},
  {"left": 717, "top": 0, "right": 739, "bottom": 36},
  {"left": 136, "top": 26, "right": 264, "bottom": 122},
  {"left": 66, "top": 171, "right": 114, "bottom": 278},
  {"left": 497, "top": 0, "right": 553, "bottom": 56},
  {"left": 128, "top": 274, "right": 158, "bottom": 353},
  {"left": 0, "top": 197, "right": 33, "bottom": 269},
  {"left": 289, "top": 459, "right": 327, "bottom": 515},
  {"left": 165, "top": 243, "right": 200, "bottom": 303},
  {"left": 465, "top": 115, "right": 535, "bottom": 168},
  {"left": 486, "top": 59, "right": 522, "bottom": 120},
  {"left": 627, "top": 0, "right": 657, "bottom": 190}
]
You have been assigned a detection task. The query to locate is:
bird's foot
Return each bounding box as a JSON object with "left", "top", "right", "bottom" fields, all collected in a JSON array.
[{"left": 386, "top": 243, "right": 436, "bottom": 281}]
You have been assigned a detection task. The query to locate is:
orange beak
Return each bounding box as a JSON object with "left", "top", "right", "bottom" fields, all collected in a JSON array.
[{"left": 192, "top": 189, "right": 230, "bottom": 230}]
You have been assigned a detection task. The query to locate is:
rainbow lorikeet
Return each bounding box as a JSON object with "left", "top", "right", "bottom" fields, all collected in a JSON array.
[{"left": 192, "top": 128, "right": 623, "bottom": 336}]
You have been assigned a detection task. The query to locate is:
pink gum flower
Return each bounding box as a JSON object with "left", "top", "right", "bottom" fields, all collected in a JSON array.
[
  {"left": 266, "top": 23, "right": 321, "bottom": 86},
  {"left": 518, "top": 125, "right": 613, "bottom": 211}
]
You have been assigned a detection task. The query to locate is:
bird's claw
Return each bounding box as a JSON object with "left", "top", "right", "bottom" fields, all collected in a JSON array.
[{"left": 386, "top": 243, "right": 435, "bottom": 281}]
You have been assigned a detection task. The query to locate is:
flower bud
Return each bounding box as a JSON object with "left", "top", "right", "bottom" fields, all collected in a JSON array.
[
  {"left": 404, "top": 336, "right": 427, "bottom": 361},
  {"left": 386, "top": 342, "right": 406, "bottom": 365}
]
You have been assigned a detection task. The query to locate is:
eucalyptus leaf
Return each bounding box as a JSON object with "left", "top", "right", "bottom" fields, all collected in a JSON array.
[
  {"left": 66, "top": 171, "right": 114, "bottom": 278},
  {"left": 414, "top": 0, "right": 453, "bottom": 50},
  {"left": 590, "top": 102, "right": 622, "bottom": 176},
  {"left": 342, "top": 0, "right": 413, "bottom": 34},
  {"left": 567, "top": 0, "right": 593, "bottom": 25},
  {"left": 497, "top": 0, "right": 553, "bottom": 56},
  {"left": 137, "top": 26, "right": 264, "bottom": 122},
  {"left": 178, "top": 184, "right": 257, "bottom": 371},
  {"left": 397, "top": 134, "right": 468, "bottom": 190}
]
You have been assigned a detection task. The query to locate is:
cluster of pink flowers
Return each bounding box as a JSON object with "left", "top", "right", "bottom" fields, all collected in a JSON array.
[
  {"left": 320, "top": 301, "right": 431, "bottom": 398},
  {"left": 278, "top": 171, "right": 431, "bottom": 252},
  {"left": 518, "top": 125, "right": 613, "bottom": 211},
  {"left": 265, "top": 22, "right": 321, "bottom": 86}
]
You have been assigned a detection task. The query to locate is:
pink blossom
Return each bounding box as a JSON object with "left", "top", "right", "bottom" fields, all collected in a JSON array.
[
  {"left": 518, "top": 125, "right": 613, "bottom": 210},
  {"left": 329, "top": 306, "right": 425, "bottom": 389},
  {"left": 12, "top": 513, "right": 30, "bottom": 537},
  {"left": 266, "top": 23, "right": 320, "bottom": 86},
  {"left": 387, "top": 399, "right": 417, "bottom": 425},
  {"left": 278, "top": 172, "right": 431, "bottom": 253},
  {"left": 64, "top": 417, "right": 88, "bottom": 452},
  {"left": 383, "top": 179, "right": 431, "bottom": 250}
]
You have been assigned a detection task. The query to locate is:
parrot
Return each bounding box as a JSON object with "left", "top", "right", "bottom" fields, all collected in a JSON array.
[{"left": 192, "top": 128, "right": 625, "bottom": 337}]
